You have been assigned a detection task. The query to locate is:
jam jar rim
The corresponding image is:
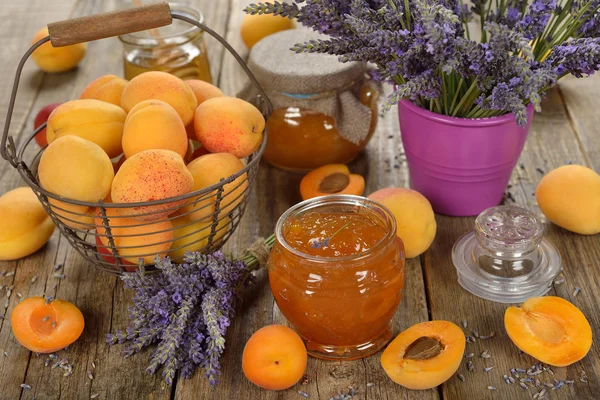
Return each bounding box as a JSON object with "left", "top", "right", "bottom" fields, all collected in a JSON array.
[
  {"left": 118, "top": 3, "right": 205, "bottom": 45},
  {"left": 275, "top": 194, "right": 398, "bottom": 264}
]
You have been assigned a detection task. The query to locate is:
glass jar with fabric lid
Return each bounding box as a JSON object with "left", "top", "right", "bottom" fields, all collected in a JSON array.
[{"left": 238, "top": 29, "right": 379, "bottom": 172}]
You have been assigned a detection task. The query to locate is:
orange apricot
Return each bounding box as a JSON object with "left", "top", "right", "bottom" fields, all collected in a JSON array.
[
  {"left": 31, "top": 27, "right": 86, "bottom": 73},
  {"left": 185, "top": 80, "right": 224, "bottom": 104},
  {"left": 11, "top": 297, "right": 84, "bottom": 353},
  {"left": 381, "top": 320, "right": 465, "bottom": 390},
  {"left": 299, "top": 164, "right": 365, "bottom": 200},
  {"left": 240, "top": 14, "right": 295, "bottom": 49},
  {"left": 80, "top": 74, "right": 128, "bottom": 107},
  {"left": 505, "top": 296, "right": 592, "bottom": 367},
  {"left": 242, "top": 325, "right": 307, "bottom": 390},
  {"left": 167, "top": 215, "right": 230, "bottom": 260},
  {"left": 48, "top": 198, "right": 94, "bottom": 231}
]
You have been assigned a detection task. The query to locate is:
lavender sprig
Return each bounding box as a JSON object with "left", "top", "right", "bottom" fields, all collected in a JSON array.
[{"left": 106, "top": 235, "right": 275, "bottom": 386}]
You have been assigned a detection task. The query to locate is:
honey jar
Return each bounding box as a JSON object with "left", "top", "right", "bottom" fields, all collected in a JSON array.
[
  {"left": 119, "top": 3, "right": 212, "bottom": 82},
  {"left": 268, "top": 195, "right": 405, "bottom": 360},
  {"left": 239, "top": 30, "right": 379, "bottom": 172}
]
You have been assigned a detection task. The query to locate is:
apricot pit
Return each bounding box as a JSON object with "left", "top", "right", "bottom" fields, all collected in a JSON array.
[{"left": 300, "top": 164, "right": 365, "bottom": 200}]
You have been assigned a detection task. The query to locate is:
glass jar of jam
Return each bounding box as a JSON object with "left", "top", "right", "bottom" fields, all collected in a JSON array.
[
  {"left": 119, "top": 3, "right": 212, "bottom": 82},
  {"left": 239, "top": 30, "right": 379, "bottom": 172},
  {"left": 268, "top": 195, "right": 405, "bottom": 360}
]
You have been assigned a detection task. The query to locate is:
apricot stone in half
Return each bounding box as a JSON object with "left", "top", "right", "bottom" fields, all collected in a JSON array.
[
  {"left": 505, "top": 296, "right": 592, "bottom": 367},
  {"left": 300, "top": 164, "right": 365, "bottom": 200},
  {"left": 11, "top": 297, "right": 84, "bottom": 353},
  {"left": 381, "top": 320, "right": 465, "bottom": 390}
]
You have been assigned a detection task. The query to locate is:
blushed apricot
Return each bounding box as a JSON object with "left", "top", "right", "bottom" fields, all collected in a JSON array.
[
  {"left": 31, "top": 27, "right": 86, "bottom": 73},
  {"left": 185, "top": 80, "right": 224, "bottom": 104},
  {"left": 0, "top": 187, "right": 54, "bottom": 260},
  {"left": 505, "top": 296, "right": 592, "bottom": 367},
  {"left": 121, "top": 71, "right": 197, "bottom": 126},
  {"left": 300, "top": 164, "right": 365, "bottom": 200},
  {"left": 38, "top": 136, "right": 114, "bottom": 202},
  {"left": 242, "top": 325, "right": 307, "bottom": 390},
  {"left": 122, "top": 99, "right": 188, "bottom": 159},
  {"left": 368, "top": 188, "right": 436, "bottom": 258},
  {"left": 46, "top": 99, "right": 126, "bottom": 158},
  {"left": 381, "top": 321, "right": 465, "bottom": 390},
  {"left": 167, "top": 215, "right": 230, "bottom": 260},
  {"left": 11, "top": 297, "right": 84, "bottom": 353},
  {"left": 536, "top": 165, "right": 600, "bottom": 235},
  {"left": 111, "top": 149, "right": 193, "bottom": 221},
  {"left": 48, "top": 198, "right": 94, "bottom": 231},
  {"left": 80, "top": 74, "right": 128, "bottom": 107},
  {"left": 194, "top": 97, "right": 264, "bottom": 158},
  {"left": 94, "top": 208, "right": 173, "bottom": 264},
  {"left": 181, "top": 153, "right": 247, "bottom": 221},
  {"left": 240, "top": 14, "right": 295, "bottom": 49}
]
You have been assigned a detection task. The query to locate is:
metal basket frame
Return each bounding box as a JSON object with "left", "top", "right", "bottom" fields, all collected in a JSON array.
[{"left": 1, "top": 9, "right": 273, "bottom": 274}]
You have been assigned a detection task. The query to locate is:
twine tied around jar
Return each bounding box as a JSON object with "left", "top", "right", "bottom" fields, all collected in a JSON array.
[{"left": 238, "top": 29, "right": 374, "bottom": 145}]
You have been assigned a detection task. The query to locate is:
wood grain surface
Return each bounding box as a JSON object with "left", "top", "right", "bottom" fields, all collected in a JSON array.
[{"left": 0, "top": 1, "right": 598, "bottom": 399}]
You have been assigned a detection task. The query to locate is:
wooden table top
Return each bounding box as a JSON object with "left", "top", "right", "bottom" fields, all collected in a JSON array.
[{"left": 1, "top": 1, "right": 599, "bottom": 399}]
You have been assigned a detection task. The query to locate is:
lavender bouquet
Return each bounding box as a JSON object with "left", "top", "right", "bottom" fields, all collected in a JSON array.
[
  {"left": 106, "top": 236, "right": 274, "bottom": 386},
  {"left": 245, "top": 0, "right": 600, "bottom": 126}
]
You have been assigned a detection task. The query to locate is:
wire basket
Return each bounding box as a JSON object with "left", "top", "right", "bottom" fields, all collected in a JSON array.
[{"left": 0, "top": 3, "right": 273, "bottom": 274}]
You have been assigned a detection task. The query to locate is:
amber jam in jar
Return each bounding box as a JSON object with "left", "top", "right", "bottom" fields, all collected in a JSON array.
[
  {"left": 264, "top": 84, "right": 379, "bottom": 171},
  {"left": 119, "top": 4, "right": 212, "bottom": 82},
  {"left": 269, "top": 195, "right": 405, "bottom": 360}
]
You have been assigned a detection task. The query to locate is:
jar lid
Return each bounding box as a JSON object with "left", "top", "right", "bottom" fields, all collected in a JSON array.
[{"left": 247, "top": 29, "right": 366, "bottom": 94}]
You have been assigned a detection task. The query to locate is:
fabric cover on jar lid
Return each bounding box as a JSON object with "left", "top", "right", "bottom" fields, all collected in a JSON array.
[{"left": 238, "top": 29, "right": 372, "bottom": 145}]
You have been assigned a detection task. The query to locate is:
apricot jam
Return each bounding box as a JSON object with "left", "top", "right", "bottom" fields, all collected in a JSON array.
[
  {"left": 263, "top": 84, "right": 379, "bottom": 172},
  {"left": 268, "top": 195, "right": 405, "bottom": 360}
]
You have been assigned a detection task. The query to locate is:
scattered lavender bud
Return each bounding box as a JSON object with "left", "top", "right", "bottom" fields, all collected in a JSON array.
[
  {"left": 20, "top": 383, "right": 32, "bottom": 389},
  {"left": 63, "top": 370, "right": 73, "bottom": 377},
  {"left": 44, "top": 359, "right": 50, "bottom": 367},
  {"left": 0, "top": 270, "right": 5, "bottom": 276},
  {"left": 49, "top": 354, "right": 57, "bottom": 359},
  {"left": 484, "top": 366, "right": 495, "bottom": 372},
  {"left": 521, "top": 378, "right": 533, "bottom": 383},
  {"left": 565, "top": 380, "right": 574, "bottom": 386},
  {"left": 533, "top": 393, "right": 540, "bottom": 399},
  {"left": 509, "top": 377, "right": 516, "bottom": 383},
  {"left": 3, "top": 351, "right": 8, "bottom": 357},
  {"left": 458, "top": 374, "right": 465, "bottom": 382},
  {"left": 51, "top": 362, "right": 60, "bottom": 370},
  {"left": 467, "top": 360, "right": 474, "bottom": 371},
  {"left": 547, "top": 367, "right": 553, "bottom": 375},
  {"left": 520, "top": 382, "right": 529, "bottom": 390},
  {"left": 554, "top": 277, "right": 565, "bottom": 285},
  {"left": 487, "top": 386, "right": 496, "bottom": 390},
  {"left": 465, "top": 353, "right": 474, "bottom": 358},
  {"left": 472, "top": 330, "right": 480, "bottom": 338},
  {"left": 90, "top": 395, "right": 100, "bottom": 399},
  {"left": 31, "top": 276, "right": 38, "bottom": 284},
  {"left": 552, "top": 381, "right": 565, "bottom": 390},
  {"left": 366, "top": 383, "right": 375, "bottom": 388},
  {"left": 5, "top": 271, "right": 14, "bottom": 277},
  {"left": 517, "top": 368, "right": 527, "bottom": 373},
  {"left": 16, "top": 292, "right": 22, "bottom": 298},
  {"left": 298, "top": 391, "right": 310, "bottom": 398},
  {"left": 54, "top": 273, "right": 66, "bottom": 280},
  {"left": 539, "top": 388, "right": 547, "bottom": 397},
  {"left": 54, "top": 264, "right": 63, "bottom": 271},
  {"left": 573, "top": 287, "right": 581, "bottom": 297},
  {"left": 461, "top": 320, "right": 468, "bottom": 328},
  {"left": 52, "top": 321, "right": 57, "bottom": 328},
  {"left": 92, "top": 362, "right": 96, "bottom": 369},
  {"left": 45, "top": 296, "right": 53, "bottom": 305},
  {"left": 42, "top": 316, "right": 50, "bottom": 322},
  {"left": 529, "top": 370, "right": 543, "bottom": 376},
  {"left": 535, "top": 379, "right": 541, "bottom": 387},
  {"left": 3, "top": 299, "right": 8, "bottom": 309}
]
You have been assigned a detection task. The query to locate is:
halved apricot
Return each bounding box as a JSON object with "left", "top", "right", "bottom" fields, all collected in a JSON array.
[
  {"left": 299, "top": 164, "right": 365, "bottom": 200},
  {"left": 381, "top": 320, "right": 465, "bottom": 390},
  {"left": 242, "top": 325, "right": 307, "bottom": 391},
  {"left": 11, "top": 297, "right": 84, "bottom": 353},
  {"left": 505, "top": 296, "right": 592, "bottom": 367}
]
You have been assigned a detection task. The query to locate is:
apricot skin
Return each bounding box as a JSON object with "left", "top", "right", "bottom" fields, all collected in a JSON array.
[
  {"left": 38, "top": 136, "right": 114, "bottom": 202},
  {"left": 242, "top": 325, "right": 307, "bottom": 390},
  {"left": 167, "top": 215, "right": 229, "bottom": 260},
  {"left": 381, "top": 321, "right": 465, "bottom": 390},
  {"left": 240, "top": 14, "right": 295, "bottom": 49},
  {"left": 368, "top": 188, "right": 437, "bottom": 258},
  {"left": 11, "top": 297, "right": 84, "bottom": 353},
  {"left": 536, "top": 165, "right": 600, "bottom": 235},
  {"left": 121, "top": 71, "right": 198, "bottom": 126},
  {"left": 505, "top": 296, "right": 592, "bottom": 367},
  {"left": 300, "top": 164, "right": 365, "bottom": 200},
  {"left": 0, "top": 188, "right": 54, "bottom": 260},
  {"left": 48, "top": 198, "right": 94, "bottom": 231},
  {"left": 194, "top": 97, "right": 265, "bottom": 158},
  {"left": 46, "top": 99, "right": 126, "bottom": 158},
  {"left": 184, "top": 80, "right": 224, "bottom": 104},
  {"left": 31, "top": 27, "right": 86, "bottom": 73},
  {"left": 181, "top": 153, "right": 248, "bottom": 221},
  {"left": 122, "top": 99, "right": 188, "bottom": 159},
  {"left": 111, "top": 149, "right": 194, "bottom": 221},
  {"left": 80, "top": 74, "right": 128, "bottom": 107}
]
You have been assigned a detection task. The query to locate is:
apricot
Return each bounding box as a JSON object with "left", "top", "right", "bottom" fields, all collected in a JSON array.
[
  {"left": 46, "top": 99, "right": 127, "bottom": 158},
  {"left": 94, "top": 235, "right": 135, "bottom": 271},
  {"left": 505, "top": 296, "right": 592, "bottom": 367},
  {"left": 185, "top": 80, "right": 224, "bottom": 104},
  {"left": 240, "top": 14, "right": 295, "bottom": 49},
  {"left": 48, "top": 198, "right": 94, "bottom": 231},
  {"left": 111, "top": 149, "right": 193, "bottom": 221},
  {"left": 11, "top": 297, "right": 84, "bottom": 353},
  {"left": 368, "top": 188, "right": 437, "bottom": 258},
  {"left": 194, "top": 97, "right": 265, "bottom": 158},
  {"left": 38, "top": 136, "right": 114, "bottom": 202},
  {"left": 300, "top": 164, "right": 365, "bottom": 200},
  {"left": 121, "top": 71, "right": 197, "bottom": 126},
  {"left": 31, "top": 27, "right": 86, "bottom": 73},
  {"left": 381, "top": 321, "right": 465, "bottom": 390},
  {"left": 167, "top": 215, "right": 230, "bottom": 260},
  {"left": 122, "top": 100, "right": 188, "bottom": 159},
  {"left": 95, "top": 208, "right": 173, "bottom": 264},
  {"left": 242, "top": 325, "right": 307, "bottom": 390},
  {"left": 0, "top": 187, "right": 54, "bottom": 260},
  {"left": 181, "top": 153, "right": 248, "bottom": 221},
  {"left": 80, "top": 74, "right": 128, "bottom": 107},
  {"left": 536, "top": 165, "right": 600, "bottom": 235}
]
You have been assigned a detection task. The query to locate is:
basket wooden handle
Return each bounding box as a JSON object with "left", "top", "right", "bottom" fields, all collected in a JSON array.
[{"left": 47, "top": 2, "right": 172, "bottom": 47}]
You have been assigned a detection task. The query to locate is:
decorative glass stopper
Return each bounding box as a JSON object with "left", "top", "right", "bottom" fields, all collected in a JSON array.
[{"left": 452, "top": 205, "right": 561, "bottom": 303}]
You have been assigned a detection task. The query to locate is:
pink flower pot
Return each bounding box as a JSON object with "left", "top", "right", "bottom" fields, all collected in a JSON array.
[{"left": 398, "top": 100, "right": 534, "bottom": 216}]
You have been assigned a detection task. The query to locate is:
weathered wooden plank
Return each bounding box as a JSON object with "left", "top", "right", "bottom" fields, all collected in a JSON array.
[{"left": 424, "top": 88, "right": 600, "bottom": 400}]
